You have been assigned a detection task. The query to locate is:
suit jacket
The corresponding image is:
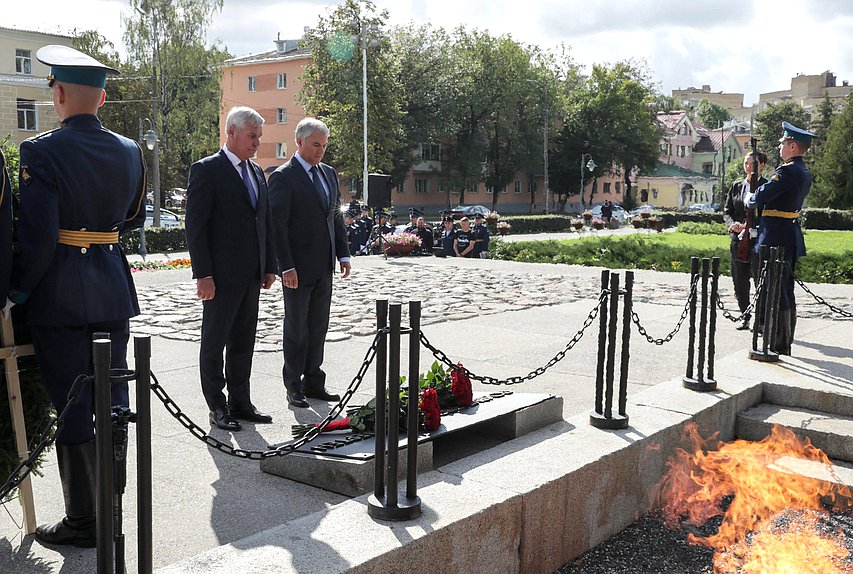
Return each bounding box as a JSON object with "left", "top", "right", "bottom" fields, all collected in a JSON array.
[
  {"left": 185, "top": 149, "right": 276, "bottom": 285},
  {"left": 267, "top": 157, "right": 349, "bottom": 284},
  {"left": 14, "top": 114, "right": 146, "bottom": 325}
]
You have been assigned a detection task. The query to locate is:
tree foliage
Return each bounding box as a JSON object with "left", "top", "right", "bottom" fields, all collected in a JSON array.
[
  {"left": 695, "top": 98, "right": 731, "bottom": 129},
  {"left": 551, "top": 61, "right": 660, "bottom": 210},
  {"left": 300, "top": 0, "right": 405, "bottom": 193},
  {"left": 810, "top": 94, "right": 853, "bottom": 209},
  {"left": 754, "top": 101, "right": 810, "bottom": 165},
  {"left": 121, "top": 0, "right": 228, "bottom": 191}
]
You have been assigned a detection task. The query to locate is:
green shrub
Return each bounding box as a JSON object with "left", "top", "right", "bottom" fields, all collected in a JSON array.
[
  {"left": 121, "top": 227, "right": 187, "bottom": 254},
  {"left": 678, "top": 221, "right": 728, "bottom": 235},
  {"left": 801, "top": 208, "right": 853, "bottom": 231},
  {"left": 658, "top": 211, "right": 725, "bottom": 228},
  {"left": 489, "top": 215, "right": 575, "bottom": 234}
]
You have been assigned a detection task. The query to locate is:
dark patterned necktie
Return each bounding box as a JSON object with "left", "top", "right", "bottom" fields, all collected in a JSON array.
[
  {"left": 239, "top": 160, "right": 257, "bottom": 208},
  {"left": 310, "top": 165, "right": 329, "bottom": 208}
]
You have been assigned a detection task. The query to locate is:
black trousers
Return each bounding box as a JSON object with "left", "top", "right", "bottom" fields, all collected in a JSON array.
[
  {"left": 199, "top": 282, "right": 260, "bottom": 411},
  {"left": 31, "top": 320, "right": 130, "bottom": 445},
  {"left": 730, "top": 250, "right": 759, "bottom": 314},
  {"left": 282, "top": 272, "right": 332, "bottom": 394}
]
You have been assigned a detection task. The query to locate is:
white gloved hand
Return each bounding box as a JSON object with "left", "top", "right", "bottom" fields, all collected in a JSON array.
[{"left": 2, "top": 298, "right": 14, "bottom": 321}]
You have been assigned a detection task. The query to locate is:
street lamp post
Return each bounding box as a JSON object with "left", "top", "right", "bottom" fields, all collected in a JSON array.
[
  {"left": 139, "top": 118, "right": 161, "bottom": 257},
  {"left": 580, "top": 153, "right": 596, "bottom": 207},
  {"left": 526, "top": 78, "right": 550, "bottom": 214},
  {"left": 351, "top": 16, "right": 380, "bottom": 206}
]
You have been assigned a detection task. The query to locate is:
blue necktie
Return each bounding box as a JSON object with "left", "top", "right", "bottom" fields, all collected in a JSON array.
[
  {"left": 239, "top": 161, "right": 257, "bottom": 208},
  {"left": 310, "top": 165, "right": 329, "bottom": 209}
]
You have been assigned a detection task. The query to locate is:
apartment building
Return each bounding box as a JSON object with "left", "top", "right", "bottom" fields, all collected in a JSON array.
[
  {"left": 0, "top": 27, "right": 72, "bottom": 146},
  {"left": 219, "top": 36, "right": 572, "bottom": 214}
]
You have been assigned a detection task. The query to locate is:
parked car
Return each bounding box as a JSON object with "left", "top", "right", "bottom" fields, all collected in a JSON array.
[
  {"left": 686, "top": 203, "right": 718, "bottom": 212},
  {"left": 144, "top": 204, "right": 182, "bottom": 228},
  {"left": 590, "top": 204, "right": 628, "bottom": 223},
  {"left": 164, "top": 187, "right": 188, "bottom": 209},
  {"left": 629, "top": 204, "right": 656, "bottom": 216},
  {"left": 441, "top": 205, "right": 492, "bottom": 219}
]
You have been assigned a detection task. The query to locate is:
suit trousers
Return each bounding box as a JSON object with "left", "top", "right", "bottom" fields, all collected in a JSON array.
[
  {"left": 282, "top": 271, "right": 333, "bottom": 394},
  {"left": 31, "top": 320, "right": 130, "bottom": 445},
  {"left": 199, "top": 282, "right": 260, "bottom": 411}
]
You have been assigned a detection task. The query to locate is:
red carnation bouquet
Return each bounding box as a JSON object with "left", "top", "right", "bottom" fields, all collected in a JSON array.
[{"left": 292, "top": 361, "right": 476, "bottom": 438}]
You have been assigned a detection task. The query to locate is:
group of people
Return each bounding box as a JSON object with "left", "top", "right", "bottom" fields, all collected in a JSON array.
[
  {"left": 2, "top": 42, "right": 817, "bottom": 553},
  {"left": 723, "top": 121, "right": 816, "bottom": 355},
  {"left": 2, "top": 46, "right": 353, "bottom": 549}
]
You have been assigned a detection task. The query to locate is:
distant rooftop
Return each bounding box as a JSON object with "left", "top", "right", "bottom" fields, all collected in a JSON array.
[
  {"left": 0, "top": 25, "right": 74, "bottom": 40},
  {"left": 648, "top": 161, "right": 713, "bottom": 178},
  {"left": 224, "top": 34, "right": 310, "bottom": 66}
]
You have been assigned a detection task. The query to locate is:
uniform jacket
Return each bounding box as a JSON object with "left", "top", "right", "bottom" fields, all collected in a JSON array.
[
  {"left": 14, "top": 114, "right": 145, "bottom": 325},
  {"left": 185, "top": 149, "right": 276, "bottom": 285},
  {"left": 0, "top": 150, "right": 13, "bottom": 304},
  {"left": 267, "top": 157, "right": 349, "bottom": 284},
  {"left": 749, "top": 156, "right": 811, "bottom": 259}
]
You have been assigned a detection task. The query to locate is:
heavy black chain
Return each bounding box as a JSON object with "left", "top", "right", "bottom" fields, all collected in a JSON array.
[
  {"left": 715, "top": 265, "right": 768, "bottom": 323},
  {"left": 149, "top": 331, "right": 382, "bottom": 459},
  {"left": 631, "top": 274, "right": 699, "bottom": 345},
  {"left": 0, "top": 375, "right": 90, "bottom": 503},
  {"left": 795, "top": 277, "right": 853, "bottom": 318},
  {"left": 419, "top": 292, "right": 605, "bottom": 385}
]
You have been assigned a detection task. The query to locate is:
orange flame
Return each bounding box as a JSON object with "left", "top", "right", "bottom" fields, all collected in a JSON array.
[{"left": 657, "top": 423, "right": 852, "bottom": 572}]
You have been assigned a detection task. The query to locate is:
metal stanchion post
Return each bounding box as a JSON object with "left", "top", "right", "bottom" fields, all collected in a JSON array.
[
  {"left": 369, "top": 301, "right": 422, "bottom": 520},
  {"left": 751, "top": 245, "right": 768, "bottom": 349},
  {"left": 594, "top": 269, "right": 609, "bottom": 416},
  {"left": 683, "top": 258, "right": 699, "bottom": 383},
  {"left": 406, "top": 301, "right": 421, "bottom": 501},
  {"left": 708, "top": 257, "right": 719, "bottom": 382},
  {"left": 684, "top": 259, "right": 717, "bottom": 391},
  {"left": 618, "top": 271, "right": 633, "bottom": 420},
  {"left": 750, "top": 248, "right": 780, "bottom": 362},
  {"left": 591, "top": 273, "right": 628, "bottom": 430},
  {"left": 696, "top": 258, "right": 710, "bottom": 382},
  {"left": 93, "top": 333, "right": 114, "bottom": 574},
  {"left": 373, "top": 300, "right": 388, "bottom": 500},
  {"left": 134, "top": 336, "right": 153, "bottom": 574}
]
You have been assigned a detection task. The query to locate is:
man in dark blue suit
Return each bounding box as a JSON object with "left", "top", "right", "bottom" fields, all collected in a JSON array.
[
  {"left": 268, "top": 118, "right": 351, "bottom": 408},
  {"left": 746, "top": 121, "right": 816, "bottom": 355},
  {"left": 185, "top": 106, "right": 277, "bottom": 430},
  {"left": 11, "top": 45, "right": 146, "bottom": 547}
]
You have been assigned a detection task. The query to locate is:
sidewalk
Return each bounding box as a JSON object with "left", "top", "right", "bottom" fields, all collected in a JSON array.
[{"left": 1, "top": 253, "right": 850, "bottom": 573}]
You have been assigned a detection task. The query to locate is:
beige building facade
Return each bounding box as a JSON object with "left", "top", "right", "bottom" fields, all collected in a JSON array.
[
  {"left": 0, "top": 27, "right": 72, "bottom": 146},
  {"left": 758, "top": 70, "right": 852, "bottom": 117}
]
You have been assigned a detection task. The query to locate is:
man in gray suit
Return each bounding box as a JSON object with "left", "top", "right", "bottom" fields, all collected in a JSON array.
[
  {"left": 268, "top": 118, "right": 351, "bottom": 408},
  {"left": 186, "top": 106, "right": 276, "bottom": 430}
]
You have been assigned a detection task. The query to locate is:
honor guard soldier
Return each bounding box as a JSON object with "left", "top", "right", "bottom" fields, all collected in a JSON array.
[
  {"left": 344, "top": 209, "right": 361, "bottom": 256},
  {"left": 356, "top": 205, "right": 372, "bottom": 254},
  {"left": 369, "top": 210, "right": 394, "bottom": 254},
  {"left": 471, "top": 212, "right": 490, "bottom": 258},
  {"left": 0, "top": 149, "right": 13, "bottom": 306},
  {"left": 10, "top": 45, "right": 146, "bottom": 547},
  {"left": 745, "top": 121, "right": 816, "bottom": 355},
  {"left": 405, "top": 207, "right": 422, "bottom": 232}
]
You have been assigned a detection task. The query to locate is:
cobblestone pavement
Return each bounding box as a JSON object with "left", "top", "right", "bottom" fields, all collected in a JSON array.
[{"left": 131, "top": 255, "right": 850, "bottom": 352}]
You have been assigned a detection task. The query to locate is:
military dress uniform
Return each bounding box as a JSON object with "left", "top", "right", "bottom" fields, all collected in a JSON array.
[
  {"left": 12, "top": 45, "right": 146, "bottom": 548},
  {"left": 0, "top": 149, "right": 13, "bottom": 304},
  {"left": 746, "top": 122, "right": 815, "bottom": 355}
]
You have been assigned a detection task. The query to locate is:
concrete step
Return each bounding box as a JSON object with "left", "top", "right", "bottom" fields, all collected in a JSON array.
[{"left": 737, "top": 403, "right": 853, "bottom": 463}]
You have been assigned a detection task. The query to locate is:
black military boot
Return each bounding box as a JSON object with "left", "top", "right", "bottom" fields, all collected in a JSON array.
[{"left": 35, "top": 439, "right": 97, "bottom": 548}]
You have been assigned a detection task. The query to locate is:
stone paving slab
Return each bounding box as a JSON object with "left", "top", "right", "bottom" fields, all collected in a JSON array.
[{"left": 1, "top": 250, "right": 851, "bottom": 573}]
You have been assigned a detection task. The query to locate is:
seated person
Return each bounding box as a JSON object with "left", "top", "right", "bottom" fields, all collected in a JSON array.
[
  {"left": 454, "top": 217, "right": 476, "bottom": 258},
  {"left": 412, "top": 216, "right": 434, "bottom": 255},
  {"left": 368, "top": 211, "right": 395, "bottom": 254},
  {"left": 437, "top": 216, "right": 456, "bottom": 257},
  {"left": 471, "top": 213, "right": 490, "bottom": 258}
]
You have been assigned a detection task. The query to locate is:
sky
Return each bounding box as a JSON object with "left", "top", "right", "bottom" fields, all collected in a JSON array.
[{"left": 5, "top": 0, "right": 852, "bottom": 107}]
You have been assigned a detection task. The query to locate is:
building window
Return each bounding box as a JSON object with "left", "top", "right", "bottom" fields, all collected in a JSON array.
[
  {"left": 469, "top": 185, "right": 478, "bottom": 194},
  {"left": 415, "top": 179, "right": 428, "bottom": 194},
  {"left": 277, "top": 73, "right": 287, "bottom": 89},
  {"left": 17, "top": 99, "right": 36, "bottom": 131},
  {"left": 276, "top": 143, "right": 287, "bottom": 158},
  {"left": 247, "top": 76, "right": 256, "bottom": 92},
  {"left": 420, "top": 143, "right": 441, "bottom": 161},
  {"left": 277, "top": 108, "right": 287, "bottom": 124},
  {"left": 603, "top": 182, "right": 611, "bottom": 194},
  {"left": 436, "top": 181, "right": 446, "bottom": 194},
  {"left": 702, "top": 162, "right": 713, "bottom": 174},
  {"left": 514, "top": 180, "right": 521, "bottom": 193},
  {"left": 615, "top": 182, "right": 622, "bottom": 194},
  {"left": 528, "top": 181, "right": 537, "bottom": 193},
  {"left": 16, "top": 49, "right": 32, "bottom": 75}
]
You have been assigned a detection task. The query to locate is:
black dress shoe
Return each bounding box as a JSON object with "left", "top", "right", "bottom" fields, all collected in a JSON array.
[
  {"left": 736, "top": 317, "right": 751, "bottom": 331},
  {"left": 303, "top": 389, "right": 341, "bottom": 402},
  {"left": 287, "top": 391, "right": 309, "bottom": 408},
  {"left": 209, "top": 407, "right": 241, "bottom": 431},
  {"left": 229, "top": 405, "right": 273, "bottom": 424}
]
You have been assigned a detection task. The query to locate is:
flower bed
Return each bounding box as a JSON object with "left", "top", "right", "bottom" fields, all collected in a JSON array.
[{"left": 129, "top": 258, "right": 192, "bottom": 272}]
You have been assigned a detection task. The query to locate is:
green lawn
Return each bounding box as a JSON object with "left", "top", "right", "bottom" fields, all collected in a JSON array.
[{"left": 492, "top": 230, "right": 853, "bottom": 283}]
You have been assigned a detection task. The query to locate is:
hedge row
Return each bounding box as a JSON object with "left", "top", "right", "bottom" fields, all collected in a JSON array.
[
  {"left": 121, "top": 227, "right": 188, "bottom": 254},
  {"left": 490, "top": 235, "right": 853, "bottom": 284}
]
